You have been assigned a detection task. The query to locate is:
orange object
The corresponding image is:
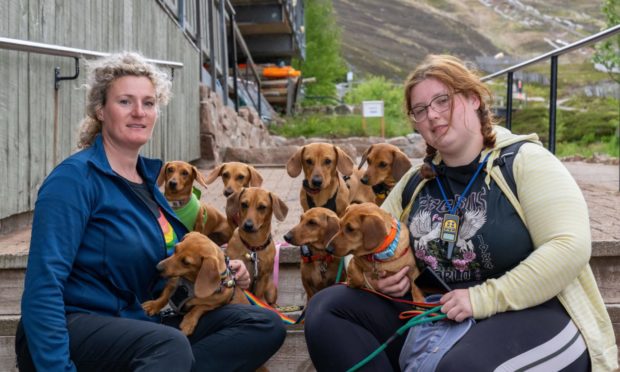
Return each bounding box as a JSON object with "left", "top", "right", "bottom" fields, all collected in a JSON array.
[{"left": 263, "top": 66, "right": 301, "bottom": 78}]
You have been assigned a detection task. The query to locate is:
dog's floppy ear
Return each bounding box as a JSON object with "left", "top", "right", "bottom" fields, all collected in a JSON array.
[
  {"left": 194, "top": 256, "right": 221, "bottom": 298},
  {"left": 157, "top": 162, "right": 170, "bottom": 187},
  {"left": 248, "top": 165, "right": 264, "bottom": 187},
  {"left": 204, "top": 164, "right": 224, "bottom": 185},
  {"left": 322, "top": 213, "right": 341, "bottom": 247},
  {"left": 269, "top": 192, "right": 289, "bottom": 221},
  {"left": 361, "top": 214, "right": 389, "bottom": 251},
  {"left": 226, "top": 188, "right": 244, "bottom": 222},
  {"left": 391, "top": 150, "right": 412, "bottom": 181},
  {"left": 358, "top": 145, "right": 373, "bottom": 170},
  {"left": 334, "top": 145, "right": 354, "bottom": 176},
  {"left": 286, "top": 146, "right": 304, "bottom": 177},
  {"left": 193, "top": 166, "right": 209, "bottom": 189}
]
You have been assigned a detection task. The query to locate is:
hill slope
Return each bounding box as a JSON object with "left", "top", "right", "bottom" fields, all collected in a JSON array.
[{"left": 332, "top": 0, "right": 607, "bottom": 80}]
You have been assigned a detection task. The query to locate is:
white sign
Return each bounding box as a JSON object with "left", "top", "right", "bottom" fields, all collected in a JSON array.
[{"left": 362, "top": 100, "right": 384, "bottom": 118}]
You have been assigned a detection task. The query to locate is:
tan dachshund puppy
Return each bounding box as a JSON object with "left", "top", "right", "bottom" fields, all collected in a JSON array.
[
  {"left": 225, "top": 187, "right": 288, "bottom": 306},
  {"left": 142, "top": 232, "right": 249, "bottom": 336},
  {"left": 344, "top": 168, "right": 376, "bottom": 205},
  {"left": 158, "top": 161, "right": 232, "bottom": 246},
  {"left": 204, "top": 162, "right": 264, "bottom": 197},
  {"left": 358, "top": 143, "right": 412, "bottom": 205},
  {"left": 286, "top": 143, "right": 354, "bottom": 216},
  {"left": 283, "top": 207, "right": 343, "bottom": 301},
  {"left": 329, "top": 203, "right": 425, "bottom": 302}
]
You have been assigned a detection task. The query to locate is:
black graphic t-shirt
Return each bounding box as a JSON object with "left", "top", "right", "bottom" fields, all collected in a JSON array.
[{"left": 407, "top": 157, "right": 533, "bottom": 289}]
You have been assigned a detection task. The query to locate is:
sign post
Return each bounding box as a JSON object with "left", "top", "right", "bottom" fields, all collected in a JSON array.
[{"left": 362, "top": 100, "right": 385, "bottom": 137}]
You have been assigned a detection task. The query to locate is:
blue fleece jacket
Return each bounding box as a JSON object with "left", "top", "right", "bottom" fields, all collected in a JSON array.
[{"left": 21, "top": 135, "right": 188, "bottom": 371}]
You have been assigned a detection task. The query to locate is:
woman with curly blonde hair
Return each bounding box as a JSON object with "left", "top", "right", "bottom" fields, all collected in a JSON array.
[{"left": 17, "top": 52, "right": 285, "bottom": 371}]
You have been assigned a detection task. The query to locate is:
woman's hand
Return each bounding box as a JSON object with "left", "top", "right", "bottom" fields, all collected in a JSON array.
[
  {"left": 440, "top": 289, "right": 473, "bottom": 322},
  {"left": 372, "top": 266, "right": 411, "bottom": 297},
  {"left": 229, "top": 260, "right": 251, "bottom": 289}
]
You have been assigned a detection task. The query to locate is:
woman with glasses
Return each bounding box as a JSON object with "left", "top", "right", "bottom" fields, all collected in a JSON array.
[{"left": 303, "top": 54, "right": 617, "bottom": 371}]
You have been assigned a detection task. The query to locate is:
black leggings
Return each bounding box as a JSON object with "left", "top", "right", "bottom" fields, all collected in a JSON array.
[
  {"left": 304, "top": 285, "right": 590, "bottom": 372},
  {"left": 16, "top": 304, "right": 285, "bottom": 372}
]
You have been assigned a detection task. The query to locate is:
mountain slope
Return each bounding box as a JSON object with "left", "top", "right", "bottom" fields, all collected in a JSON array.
[{"left": 332, "top": 0, "right": 607, "bottom": 80}]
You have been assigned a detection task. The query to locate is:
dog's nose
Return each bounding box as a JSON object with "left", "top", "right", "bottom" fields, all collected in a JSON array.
[
  {"left": 311, "top": 176, "right": 322, "bottom": 188},
  {"left": 155, "top": 261, "right": 165, "bottom": 272},
  {"left": 360, "top": 176, "right": 369, "bottom": 185},
  {"left": 168, "top": 180, "right": 178, "bottom": 190},
  {"left": 243, "top": 220, "right": 254, "bottom": 232},
  {"left": 283, "top": 232, "right": 293, "bottom": 244},
  {"left": 223, "top": 188, "right": 233, "bottom": 197}
]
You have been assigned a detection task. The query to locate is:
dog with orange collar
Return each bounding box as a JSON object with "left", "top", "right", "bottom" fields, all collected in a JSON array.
[{"left": 328, "top": 202, "right": 425, "bottom": 302}]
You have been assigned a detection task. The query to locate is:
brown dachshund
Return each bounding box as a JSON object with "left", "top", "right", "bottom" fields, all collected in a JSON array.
[
  {"left": 204, "top": 162, "right": 264, "bottom": 197},
  {"left": 329, "top": 203, "right": 425, "bottom": 302},
  {"left": 286, "top": 143, "right": 354, "bottom": 216},
  {"left": 142, "top": 232, "right": 249, "bottom": 336},
  {"left": 283, "top": 207, "right": 344, "bottom": 301},
  {"left": 358, "top": 144, "right": 412, "bottom": 205},
  {"left": 225, "top": 187, "right": 288, "bottom": 306},
  {"left": 157, "top": 161, "right": 232, "bottom": 246},
  {"left": 344, "top": 168, "right": 376, "bottom": 205}
]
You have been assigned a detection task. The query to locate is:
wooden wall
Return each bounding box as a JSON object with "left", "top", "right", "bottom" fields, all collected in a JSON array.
[{"left": 0, "top": 0, "right": 201, "bottom": 220}]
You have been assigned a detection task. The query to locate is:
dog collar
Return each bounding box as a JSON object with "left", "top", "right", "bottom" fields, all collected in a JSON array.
[
  {"left": 240, "top": 234, "right": 272, "bottom": 252},
  {"left": 368, "top": 219, "right": 401, "bottom": 262},
  {"left": 216, "top": 256, "right": 236, "bottom": 293},
  {"left": 300, "top": 244, "right": 334, "bottom": 264},
  {"left": 372, "top": 182, "right": 392, "bottom": 199}
]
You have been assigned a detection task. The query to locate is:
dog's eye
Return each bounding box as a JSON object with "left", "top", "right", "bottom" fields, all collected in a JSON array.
[
  {"left": 257, "top": 205, "right": 267, "bottom": 211},
  {"left": 167, "top": 167, "right": 174, "bottom": 173},
  {"left": 345, "top": 224, "right": 355, "bottom": 233},
  {"left": 181, "top": 170, "right": 189, "bottom": 177},
  {"left": 307, "top": 219, "right": 317, "bottom": 226},
  {"left": 182, "top": 258, "right": 191, "bottom": 266},
  {"left": 237, "top": 175, "right": 245, "bottom": 181},
  {"left": 241, "top": 202, "right": 249, "bottom": 209},
  {"left": 222, "top": 172, "right": 230, "bottom": 180},
  {"left": 324, "top": 159, "right": 332, "bottom": 165},
  {"left": 379, "top": 161, "right": 388, "bottom": 168},
  {"left": 305, "top": 159, "right": 313, "bottom": 166}
]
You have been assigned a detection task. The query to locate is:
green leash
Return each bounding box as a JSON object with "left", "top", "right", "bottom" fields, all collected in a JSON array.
[
  {"left": 335, "top": 257, "right": 345, "bottom": 283},
  {"left": 346, "top": 305, "right": 447, "bottom": 372}
]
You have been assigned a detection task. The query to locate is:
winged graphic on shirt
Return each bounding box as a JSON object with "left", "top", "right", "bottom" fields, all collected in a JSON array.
[
  {"left": 410, "top": 209, "right": 486, "bottom": 252},
  {"left": 409, "top": 210, "right": 441, "bottom": 249}
]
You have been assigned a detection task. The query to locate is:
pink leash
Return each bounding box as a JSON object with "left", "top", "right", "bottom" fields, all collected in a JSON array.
[{"left": 273, "top": 241, "right": 282, "bottom": 289}]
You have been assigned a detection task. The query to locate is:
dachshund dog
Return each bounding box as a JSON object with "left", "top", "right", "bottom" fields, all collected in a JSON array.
[
  {"left": 344, "top": 168, "right": 376, "bottom": 205},
  {"left": 283, "top": 207, "right": 344, "bottom": 301},
  {"left": 142, "top": 232, "right": 249, "bottom": 336},
  {"left": 286, "top": 143, "right": 354, "bottom": 216},
  {"left": 204, "top": 162, "right": 264, "bottom": 197},
  {"left": 358, "top": 143, "right": 412, "bottom": 205},
  {"left": 329, "top": 203, "right": 425, "bottom": 302},
  {"left": 158, "top": 161, "right": 232, "bottom": 246},
  {"left": 225, "top": 187, "right": 288, "bottom": 305}
]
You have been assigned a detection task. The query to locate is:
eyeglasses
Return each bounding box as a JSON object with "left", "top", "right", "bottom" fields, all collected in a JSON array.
[{"left": 408, "top": 93, "right": 454, "bottom": 122}]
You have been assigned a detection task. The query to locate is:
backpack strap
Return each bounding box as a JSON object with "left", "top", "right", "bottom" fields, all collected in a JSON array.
[{"left": 492, "top": 141, "right": 526, "bottom": 200}]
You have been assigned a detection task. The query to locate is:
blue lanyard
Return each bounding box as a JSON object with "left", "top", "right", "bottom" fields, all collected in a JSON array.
[{"left": 431, "top": 152, "right": 491, "bottom": 215}]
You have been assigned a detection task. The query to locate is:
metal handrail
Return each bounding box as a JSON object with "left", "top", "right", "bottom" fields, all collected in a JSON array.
[
  {"left": 0, "top": 37, "right": 184, "bottom": 69},
  {"left": 480, "top": 24, "right": 620, "bottom": 154}
]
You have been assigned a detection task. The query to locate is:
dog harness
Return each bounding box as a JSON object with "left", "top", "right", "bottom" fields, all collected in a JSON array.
[
  {"left": 166, "top": 257, "right": 236, "bottom": 315},
  {"left": 300, "top": 244, "right": 336, "bottom": 278},
  {"left": 170, "top": 187, "right": 208, "bottom": 232},
  {"left": 303, "top": 180, "right": 339, "bottom": 213}
]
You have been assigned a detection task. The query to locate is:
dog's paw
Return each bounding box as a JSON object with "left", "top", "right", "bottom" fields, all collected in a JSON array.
[
  {"left": 141, "top": 300, "right": 162, "bottom": 316},
  {"left": 179, "top": 317, "right": 198, "bottom": 336}
]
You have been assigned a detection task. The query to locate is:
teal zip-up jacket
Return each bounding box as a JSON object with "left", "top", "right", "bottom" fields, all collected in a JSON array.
[{"left": 21, "top": 135, "right": 188, "bottom": 371}]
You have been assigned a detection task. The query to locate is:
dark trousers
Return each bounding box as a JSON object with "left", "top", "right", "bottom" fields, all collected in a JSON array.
[
  {"left": 304, "top": 285, "right": 591, "bottom": 372},
  {"left": 16, "top": 304, "right": 285, "bottom": 372}
]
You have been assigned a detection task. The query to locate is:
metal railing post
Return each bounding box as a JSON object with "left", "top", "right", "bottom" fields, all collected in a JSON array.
[
  {"left": 549, "top": 56, "right": 558, "bottom": 154},
  {"left": 208, "top": 0, "right": 217, "bottom": 92},
  {"left": 219, "top": 0, "right": 228, "bottom": 105},
  {"left": 231, "top": 13, "right": 239, "bottom": 112},
  {"left": 505, "top": 71, "right": 513, "bottom": 130}
]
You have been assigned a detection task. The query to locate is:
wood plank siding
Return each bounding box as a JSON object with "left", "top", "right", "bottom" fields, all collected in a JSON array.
[{"left": 0, "top": 0, "right": 201, "bottom": 220}]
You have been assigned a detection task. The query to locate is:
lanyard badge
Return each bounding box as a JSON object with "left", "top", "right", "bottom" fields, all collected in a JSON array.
[{"left": 440, "top": 213, "right": 459, "bottom": 259}]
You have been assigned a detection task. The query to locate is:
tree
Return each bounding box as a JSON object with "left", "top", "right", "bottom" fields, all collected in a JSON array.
[
  {"left": 293, "top": 0, "right": 348, "bottom": 100},
  {"left": 592, "top": 0, "right": 620, "bottom": 83}
]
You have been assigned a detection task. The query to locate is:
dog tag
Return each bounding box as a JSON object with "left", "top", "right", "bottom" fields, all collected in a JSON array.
[{"left": 440, "top": 214, "right": 459, "bottom": 259}]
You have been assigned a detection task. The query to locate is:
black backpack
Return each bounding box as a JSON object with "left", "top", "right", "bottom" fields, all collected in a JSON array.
[{"left": 401, "top": 141, "right": 526, "bottom": 210}]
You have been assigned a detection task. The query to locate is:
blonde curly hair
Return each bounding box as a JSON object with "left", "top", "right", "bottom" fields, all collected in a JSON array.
[
  {"left": 403, "top": 54, "right": 497, "bottom": 178},
  {"left": 77, "top": 52, "right": 172, "bottom": 148}
]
